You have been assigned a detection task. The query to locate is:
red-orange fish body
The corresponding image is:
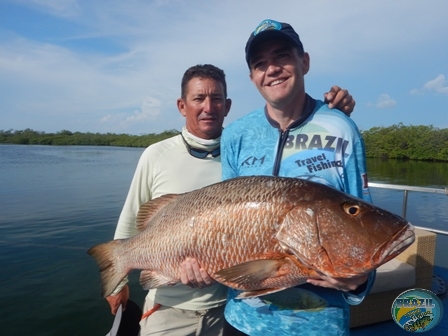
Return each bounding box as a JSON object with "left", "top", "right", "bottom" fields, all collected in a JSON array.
[{"left": 88, "top": 176, "right": 414, "bottom": 299}]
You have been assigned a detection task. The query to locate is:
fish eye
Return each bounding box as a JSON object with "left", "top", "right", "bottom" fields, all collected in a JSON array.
[{"left": 343, "top": 203, "right": 360, "bottom": 216}]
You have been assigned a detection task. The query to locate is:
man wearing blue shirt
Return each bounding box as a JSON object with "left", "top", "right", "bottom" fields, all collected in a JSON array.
[{"left": 221, "top": 19, "right": 375, "bottom": 336}]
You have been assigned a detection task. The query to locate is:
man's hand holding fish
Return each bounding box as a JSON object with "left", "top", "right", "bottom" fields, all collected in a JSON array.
[
  {"left": 181, "top": 257, "right": 216, "bottom": 289},
  {"left": 306, "top": 274, "right": 369, "bottom": 292}
]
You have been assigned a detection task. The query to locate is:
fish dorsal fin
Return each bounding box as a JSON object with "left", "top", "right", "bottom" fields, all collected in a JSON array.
[
  {"left": 214, "top": 258, "right": 290, "bottom": 286},
  {"left": 136, "top": 194, "right": 180, "bottom": 231}
]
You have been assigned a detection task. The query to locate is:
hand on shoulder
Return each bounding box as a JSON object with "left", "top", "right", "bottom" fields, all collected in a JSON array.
[{"left": 324, "top": 86, "right": 355, "bottom": 116}]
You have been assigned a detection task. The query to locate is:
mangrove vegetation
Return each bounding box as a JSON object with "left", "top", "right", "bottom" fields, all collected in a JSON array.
[
  {"left": 1, "top": 123, "right": 447, "bottom": 162},
  {"left": 0, "top": 128, "right": 179, "bottom": 148}
]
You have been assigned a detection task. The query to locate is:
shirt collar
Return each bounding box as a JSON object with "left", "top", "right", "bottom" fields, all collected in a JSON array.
[{"left": 264, "top": 94, "right": 316, "bottom": 130}]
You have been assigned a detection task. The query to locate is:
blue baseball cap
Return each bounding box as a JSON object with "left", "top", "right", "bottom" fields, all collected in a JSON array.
[{"left": 245, "top": 19, "right": 304, "bottom": 67}]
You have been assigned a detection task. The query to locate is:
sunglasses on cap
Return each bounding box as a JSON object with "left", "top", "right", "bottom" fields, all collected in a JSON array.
[{"left": 180, "top": 133, "right": 220, "bottom": 159}]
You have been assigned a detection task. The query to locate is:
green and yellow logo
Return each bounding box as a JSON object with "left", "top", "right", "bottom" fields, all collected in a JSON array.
[{"left": 392, "top": 288, "right": 443, "bottom": 332}]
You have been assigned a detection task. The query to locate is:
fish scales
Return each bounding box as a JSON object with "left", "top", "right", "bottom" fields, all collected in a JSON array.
[
  {"left": 88, "top": 175, "right": 415, "bottom": 298},
  {"left": 122, "top": 180, "right": 296, "bottom": 274}
]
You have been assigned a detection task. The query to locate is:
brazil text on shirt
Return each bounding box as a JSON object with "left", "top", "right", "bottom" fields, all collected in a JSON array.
[
  {"left": 284, "top": 134, "right": 349, "bottom": 157},
  {"left": 396, "top": 298, "right": 436, "bottom": 308}
]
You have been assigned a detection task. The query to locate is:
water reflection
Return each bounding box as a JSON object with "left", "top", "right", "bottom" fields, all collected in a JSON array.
[{"left": 367, "top": 157, "right": 447, "bottom": 188}]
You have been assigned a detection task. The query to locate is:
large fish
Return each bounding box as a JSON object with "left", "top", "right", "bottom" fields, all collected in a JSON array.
[{"left": 88, "top": 176, "right": 415, "bottom": 299}]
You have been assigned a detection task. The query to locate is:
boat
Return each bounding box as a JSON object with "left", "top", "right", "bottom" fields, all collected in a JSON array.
[{"left": 351, "top": 182, "right": 447, "bottom": 335}]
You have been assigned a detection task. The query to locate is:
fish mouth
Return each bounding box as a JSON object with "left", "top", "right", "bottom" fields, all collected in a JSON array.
[{"left": 371, "top": 223, "right": 415, "bottom": 265}]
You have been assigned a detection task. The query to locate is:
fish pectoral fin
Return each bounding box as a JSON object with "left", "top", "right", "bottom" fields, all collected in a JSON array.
[
  {"left": 236, "top": 287, "right": 288, "bottom": 299},
  {"left": 214, "top": 259, "right": 289, "bottom": 286},
  {"left": 139, "top": 270, "right": 179, "bottom": 290}
]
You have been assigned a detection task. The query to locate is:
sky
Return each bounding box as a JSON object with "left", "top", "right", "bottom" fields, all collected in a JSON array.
[{"left": 1, "top": 0, "right": 447, "bottom": 135}]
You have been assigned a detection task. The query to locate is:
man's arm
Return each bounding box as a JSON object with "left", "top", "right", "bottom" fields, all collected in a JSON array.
[
  {"left": 114, "top": 149, "right": 154, "bottom": 240},
  {"left": 106, "top": 284, "right": 129, "bottom": 315},
  {"left": 106, "top": 148, "right": 154, "bottom": 314},
  {"left": 306, "top": 271, "right": 376, "bottom": 305},
  {"left": 221, "top": 128, "right": 239, "bottom": 180}
]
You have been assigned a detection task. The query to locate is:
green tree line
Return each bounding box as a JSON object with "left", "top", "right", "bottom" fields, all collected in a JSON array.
[
  {"left": 1, "top": 123, "right": 448, "bottom": 161},
  {"left": 362, "top": 123, "right": 448, "bottom": 161},
  {"left": 0, "top": 128, "right": 179, "bottom": 148}
]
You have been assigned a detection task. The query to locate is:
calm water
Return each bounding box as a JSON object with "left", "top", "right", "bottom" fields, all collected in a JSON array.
[{"left": 0, "top": 145, "right": 447, "bottom": 336}]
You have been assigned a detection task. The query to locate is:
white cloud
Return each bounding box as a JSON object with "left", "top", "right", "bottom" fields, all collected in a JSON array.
[
  {"left": 376, "top": 94, "right": 397, "bottom": 109},
  {"left": 409, "top": 89, "right": 423, "bottom": 96},
  {"left": 100, "top": 96, "right": 165, "bottom": 134},
  {"left": 410, "top": 75, "right": 448, "bottom": 95},
  {"left": 126, "top": 97, "right": 162, "bottom": 122},
  {"left": 424, "top": 75, "right": 448, "bottom": 94},
  {"left": 1, "top": 0, "right": 448, "bottom": 133},
  {"left": 100, "top": 114, "right": 115, "bottom": 123}
]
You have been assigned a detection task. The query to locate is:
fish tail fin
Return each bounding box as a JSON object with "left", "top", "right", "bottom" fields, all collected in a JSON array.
[{"left": 87, "top": 239, "right": 127, "bottom": 298}]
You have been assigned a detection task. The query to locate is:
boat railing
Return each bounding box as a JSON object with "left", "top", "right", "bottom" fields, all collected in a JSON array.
[{"left": 369, "top": 182, "right": 448, "bottom": 236}]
